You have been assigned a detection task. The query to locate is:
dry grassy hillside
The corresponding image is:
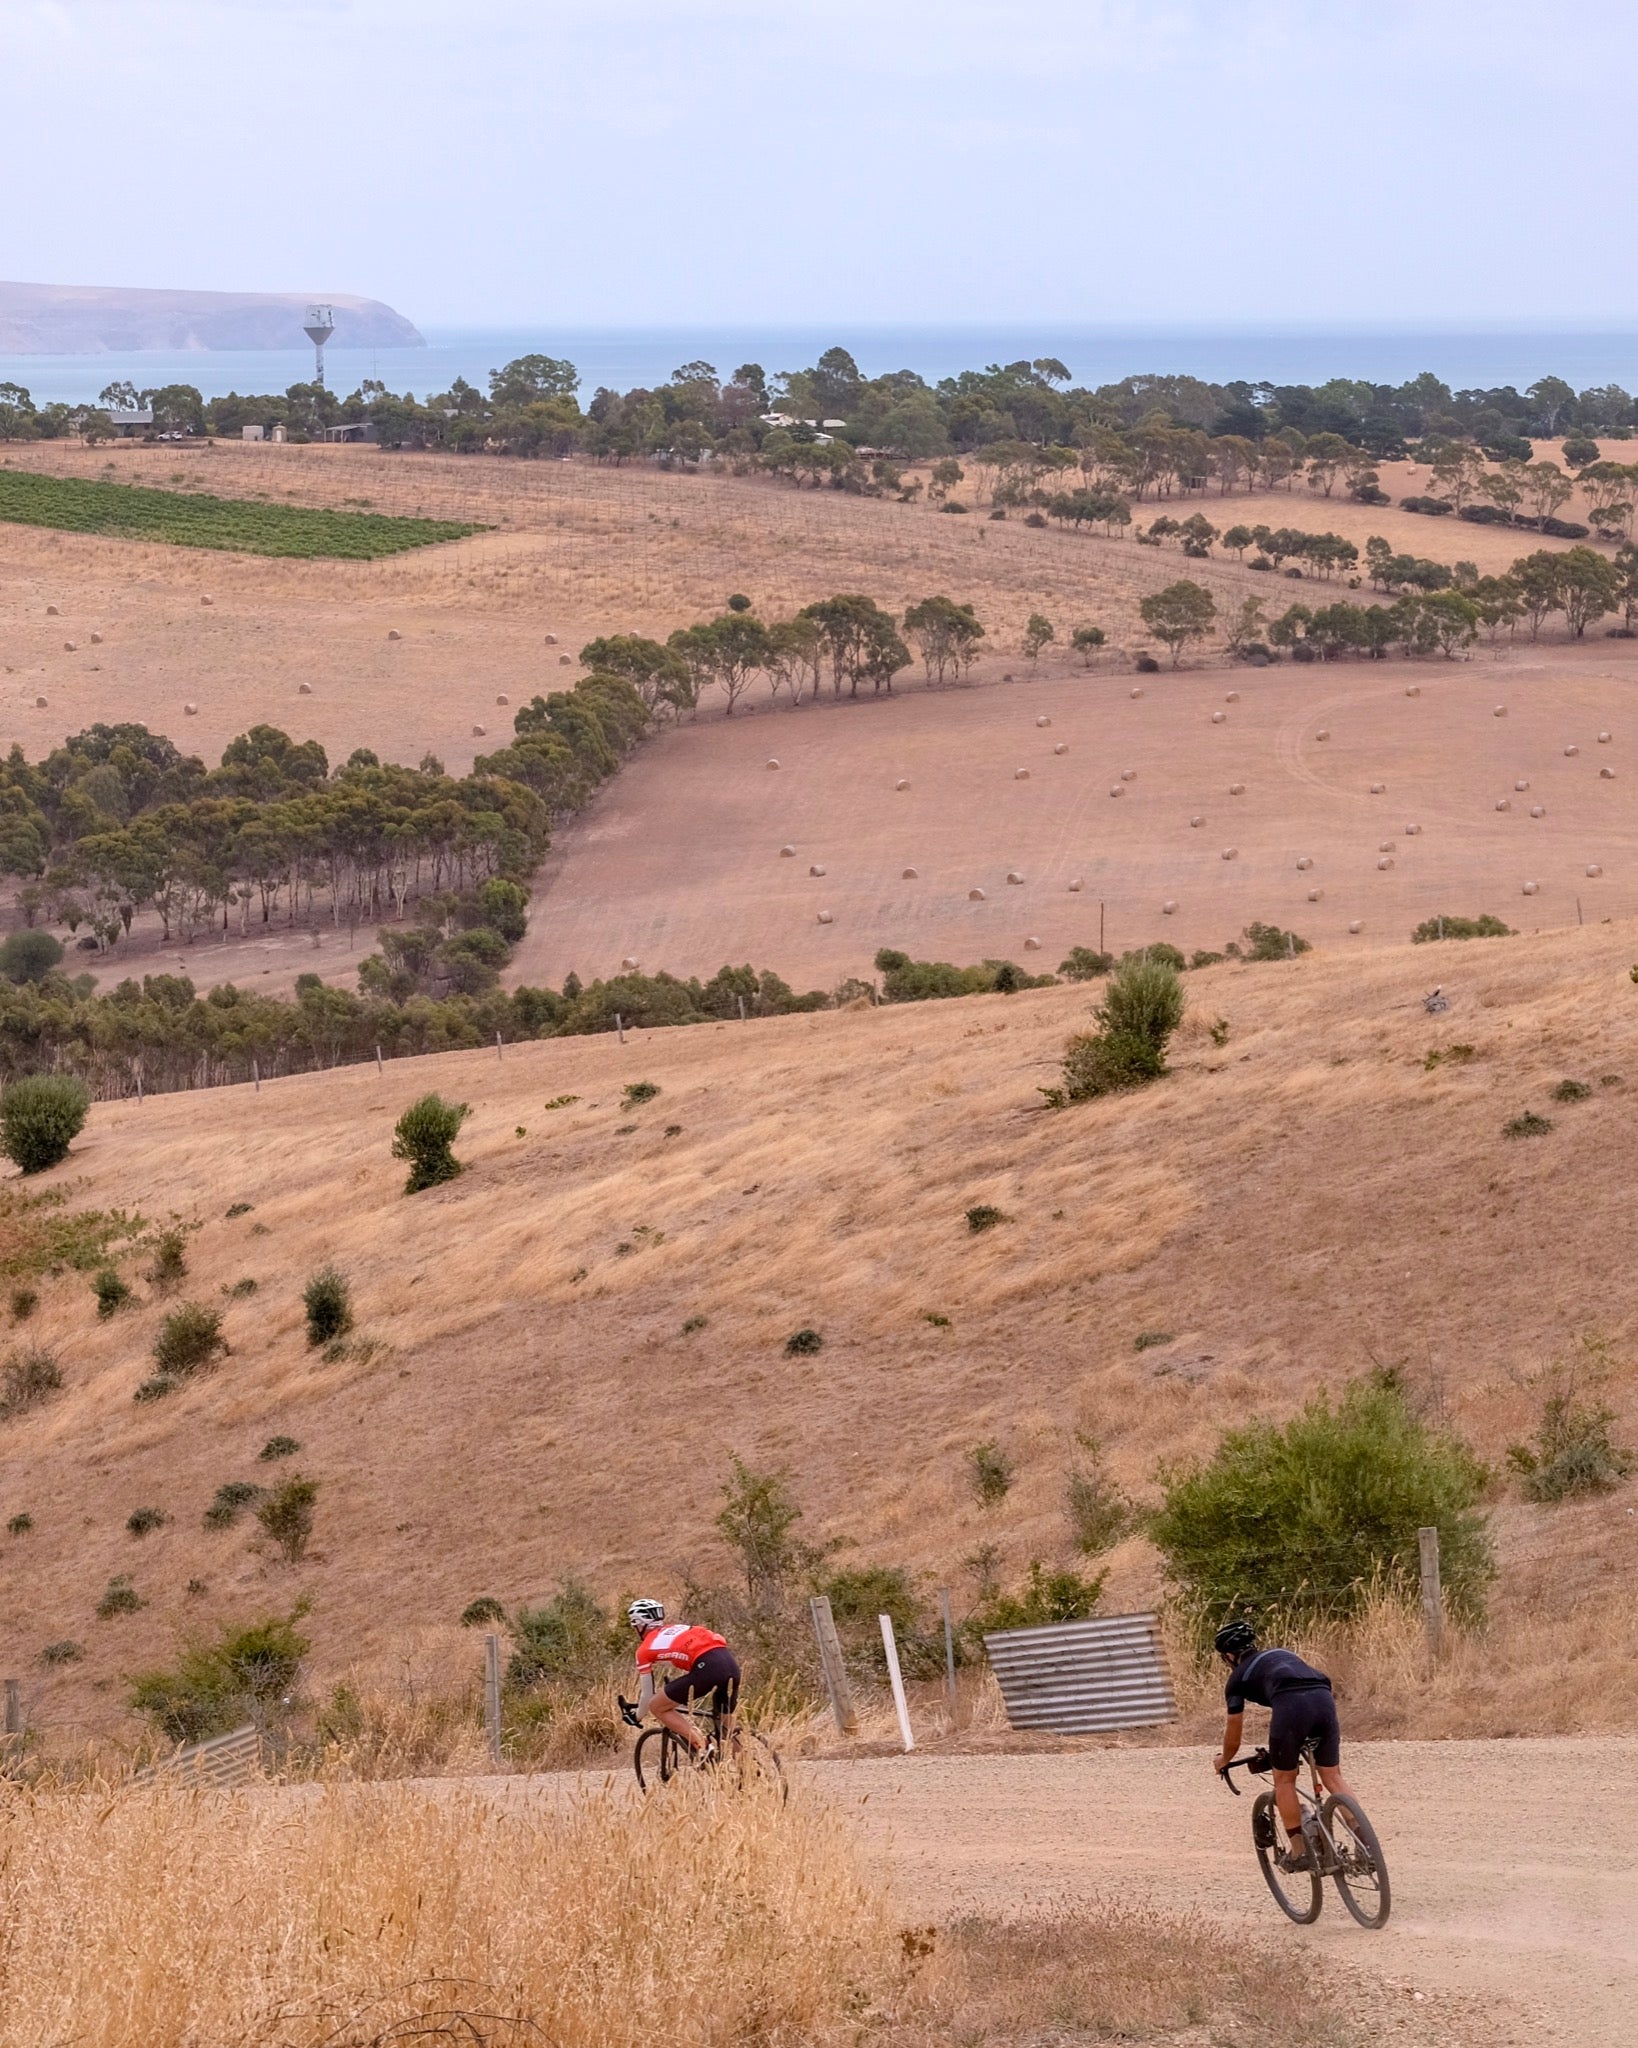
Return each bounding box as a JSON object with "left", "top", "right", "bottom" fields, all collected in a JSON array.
[{"left": 3, "top": 917, "right": 1637, "bottom": 1742}]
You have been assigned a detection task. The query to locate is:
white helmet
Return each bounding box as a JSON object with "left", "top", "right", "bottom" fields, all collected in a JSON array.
[{"left": 627, "top": 1597, "right": 665, "bottom": 1630}]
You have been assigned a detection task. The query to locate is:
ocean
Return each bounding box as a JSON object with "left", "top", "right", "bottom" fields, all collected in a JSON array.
[{"left": 4, "top": 325, "right": 1637, "bottom": 408}]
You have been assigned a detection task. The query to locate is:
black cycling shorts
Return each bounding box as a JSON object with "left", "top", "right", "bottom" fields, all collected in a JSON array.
[
  {"left": 663, "top": 1645, "right": 740, "bottom": 1711},
  {"left": 1267, "top": 1686, "right": 1340, "bottom": 1771}
]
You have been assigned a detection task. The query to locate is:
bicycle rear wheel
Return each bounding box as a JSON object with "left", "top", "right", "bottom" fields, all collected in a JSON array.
[
  {"left": 1323, "top": 1793, "right": 1391, "bottom": 1929},
  {"left": 633, "top": 1728, "right": 687, "bottom": 1792},
  {"left": 1252, "top": 1792, "right": 1323, "bottom": 1924}
]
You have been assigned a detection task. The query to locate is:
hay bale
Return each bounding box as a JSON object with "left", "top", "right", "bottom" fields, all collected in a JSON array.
[
  {"left": 388, "top": 629, "right": 402, "bottom": 641},
  {"left": 1025, "top": 935, "right": 1042, "bottom": 949},
  {"left": 1492, "top": 704, "right": 1506, "bottom": 717},
  {"left": 1053, "top": 742, "right": 1068, "bottom": 755},
  {"left": 298, "top": 682, "right": 313, "bottom": 695},
  {"left": 33, "top": 695, "right": 47, "bottom": 709},
  {"left": 1229, "top": 782, "right": 1245, "bottom": 796},
  {"left": 558, "top": 653, "right": 573, "bottom": 666},
  {"left": 1599, "top": 730, "right": 1612, "bottom": 743},
  {"left": 496, "top": 693, "right": 509, "bottom": 705},
  {"left": 1067, "top": 878, "right": 1083, "bottom": 892},
  {"left": 1530, "top": 805, "right": 1546, "bottom": 818},
  {"left": 1130, "top": 686, "right": 1144, "bottom": 699},
  {"left": 809, "top": 863, "right": 826, "bottom": 876},
  {"left": 1315, "top": 727, "right": 1331, "bottom": 741},
  {"left": 1006, "top": 870, "right": 1025, "bottom": 885},
  {"left": 1212, "top": 710, "right": 1227, "bottom": 724},
  {"left": 902, "top": 866, "right": 919, "bottom": 880},
  {"left": 1190, "top": 814, "right": 1205, "bottom": 828},
  {"left": 1015, "top": 768, "right": 1031, "bottom": 780},
  {"left": 1307, "top": 887, "right": 1322, "bottom": 902},
  {"left": 1036, "top": 715, "right": 1051, "bottom": 728},
  {"left": 1225, "top": 690, "right": 1241, "bottom": 703},
  {"left": 184, "top": 701, "right": 198, "bottom": 716},
  {"left": 1565, "top": 744, "right": 1580, "bottom": 756},
  {"left": 1404, "top": 823, "right": 1422, "bottom": 836},
  {"left": 621, "top": 955, "right": 639, "bottom": 969},
  {"left": 89, "top": 632, "right": 103, "bottom": 645},
  {"left": 45, "top": 605, "right": 59, "bottom": 617},
  {"left": 817, "top": 910, "right": 834, "bottom": 924},
  {"left": 1221, "top": 846, "right": 1238, "bottom": 861},
  {"left": 1370, "top": 782, "right": 1386, "bottom": 794},
  {"left": 1109, "top": 785, "right": 1123, "bottom": 797},
  {"left": 1162, "top": 899, "right": 1178, "bottom": 915},
  {"left": 1601, "top": 765, "right": 1616, "bottom": 779},
  {"left": 895, "top": 777, "right": 910, "bottom": 790},
  {"left": 779, "top": 844, "right": 795, "bottom": 857},
  {"left": 1296, "top": 856, "right": 1313, "bottom": 871},
  {"left": 1515, "top": 778, "right": 1529, "bottom": 791},
  {"left": 1377, "top": 856, "right": 1393, "bottom": 870},
  {"left": 968, "top": 887, "right": 986, "bottom": 901},
  {"left": 766, "top": 758, "right": 781, "bottom": 770},
  {"left": 1586, "top": 864, "right": 1604, "bottom": 878},
  {"left": 1121, "top": 767, "right": 1137, "bottom": 781},
  {"left": 200, "top": 595, "right": 213, "bottom": 606},
  {"left": 1379, "top": 840, "right": 1394, "bottom": 853},
  {"left": 1522, "top": 880, "right": 1539, "bottom": 896},
  {"left": 1405, "top": 683, "right": 1420, "bottom": 697},
  {"left": 545, "top": 633, "right": 559, "bottom": 646},
  {"left": 471, "top": 724, "right": 486, "bottom": 737},
  {"left": 1348, "top": 920, "right": 1363, "bottom": 934},
  {"left": 63, "top": 641, "right": 76, "bottom": 652},
  {"left": 1495, "top": 799, "right": 1510, "bottom": 811}
]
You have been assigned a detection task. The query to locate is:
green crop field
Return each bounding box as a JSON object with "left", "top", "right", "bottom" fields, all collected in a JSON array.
[{"left": 0, "top": 467, "right": 481, "bottom": 559}]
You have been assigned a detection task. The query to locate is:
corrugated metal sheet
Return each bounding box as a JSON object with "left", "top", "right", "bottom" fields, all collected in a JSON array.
[
  {"left": 983, "top": 1612, "right": 1177, "bottom": 1733},
  {"left": 135, "top": 1722, "right": 261, "bottom": 1789}
]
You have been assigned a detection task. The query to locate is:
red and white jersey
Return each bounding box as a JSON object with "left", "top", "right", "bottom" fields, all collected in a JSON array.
[{"left": 636, "top": 1622, "right": 726, "bottom": 1675}]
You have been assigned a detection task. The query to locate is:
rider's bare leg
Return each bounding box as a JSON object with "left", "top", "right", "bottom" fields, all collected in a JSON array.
[
  {"left": 1317, "top": 1762, "right": 1358, "bottom": 1805},
  {"left": 645, "top": 1693, "right": 706, "bottom": 1751},
  {"left": 1271, "top": 1767, "right": 1305, "bottom": 1842}
]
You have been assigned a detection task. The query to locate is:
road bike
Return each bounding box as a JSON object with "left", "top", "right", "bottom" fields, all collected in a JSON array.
[
  {"left": 1222, "top": 1740, "right": 1390, "bottom": 1928},
  {"left": 618, "top": 1694, "right": 786, "bottom": 1799}
]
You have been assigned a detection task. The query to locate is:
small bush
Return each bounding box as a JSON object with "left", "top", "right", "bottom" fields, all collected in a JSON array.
[
  {"left": 1504, "top": 1111, "right": 1553, "bottom": 1139},
  {"left": 133, "top": 1377, "right": 174, "bottom": 1403},
  {"left": 1133, "top": 1330, "right": 1175, "bottom": 1351},
  {"left": 225, "top": 1201, "right": 254, "bottom": 1218},
  {"left": 9, "top": 1286, "right": 36, "bottom": 1321},
  {"left": 621, "top": 1080, "right": 660, "bottom": 1107},
  {"left": 965, "top": 1204, "right": 1006, "bottom": 1233},
  {"left": 974, "top": 1559, "right": 1106, "bottom": 1634},
  {"left": 1509, "top": 1391, "right": 1633, "bottom": 1502},
  {"left": 126, "top": 1506, "right": 167, "bottom": 1537},
  {"left": 1236, "top": 922, "right": 1311, "bottom": 962},
  {"left": 1209, "top": 1017, "right": 1230, "bottom": 1047},
  {"left": 969, "top": 1440, "right": 1014, "bottom": 1506},
  {"left": 681, "top": 1315, "right": 707, "bottom": 1335},
  {"left": 303, "top": 1265, "right": 353, "bottom": 1347},
  {"left": 0, "top": 1344, "right": 62, "bottom": 1418},
  {"left": 204, "top": 1481, "right": 263, "bottom": 1529},
  {"left": 256, "top": 1475, "right": 318, "bottom": 1562},
  {"left": 392, "top": 1092, "right": 471, "bottom": 1193},
  {"left": 506, "top": 1581, "right": 618, "bottom": 1688},
  {"left": 96, "top": 1575, "right": 143, "bottom": 1619},
  {"left": 129, "top": 1610, "right": 309, "bottom": 1744},
  {"left": 0, "top": 1074, "right": 91, "bottom": 1174},
  {"left": 1412, "top": 913, "right": 1515, "bottom": 943},
  {"left": 1058, "top": 946, "right": 1114, "bottom": 981},
  {"left": 145, "top": 1228, "right": 188, "bottom": 1291},
  {"left": 461, "top": 1596, "right": 508, "bottom": 1627},
  {"left": 224, "top": 1276, "right": 257, "bottom": 1298},
  {"left": 39, "top": 1638, "right": 83, "bottom": 1665},
  {"left": 784, "top": 1327, "right": 823, "bottom": 1356},
  {"left": 152, "top": 1302, "right": 227, "bottom": 1378},
  {"left": 93, "top": 1266, "right": 133, "bottom": 1318},
  {"left": 1054, "top": 954, "right": 1186, "bottom": 1105},
  {"left": 1134, "top": 653, "right": 1160, "bottom": 673},
  {"left": 0, "top": 930, "right": 64, "bottom": 983},
  {"left": 1552, "top": 1078, "right": 1593, "bottom": 1103},
  {"left": 259, "top": 1435, "right": 300, "bottom": 1461},
  {"left": 1065, "top": 1444, "right": 1129, "bottom": 1555},
  {"left": 8, "top": 1512, "right": 33, "bottom": 1534}
]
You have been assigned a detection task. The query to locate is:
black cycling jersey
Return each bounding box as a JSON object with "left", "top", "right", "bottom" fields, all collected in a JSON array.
[{"left": 1225, "top": 1646, "right": 1332, "bottom": 1715}]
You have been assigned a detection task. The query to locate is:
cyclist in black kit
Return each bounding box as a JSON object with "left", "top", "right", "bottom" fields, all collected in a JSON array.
[{"left": 1211, "top": 1620, "right": 1359, "bottom": 1870}]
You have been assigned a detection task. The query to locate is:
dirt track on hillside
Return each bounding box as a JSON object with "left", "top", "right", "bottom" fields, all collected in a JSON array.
[{"left": 807, "top": 1739, "right": 1637, "bottom": 2046}]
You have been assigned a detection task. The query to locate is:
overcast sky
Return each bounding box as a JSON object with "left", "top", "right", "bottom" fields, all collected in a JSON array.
[{"left": 10, "top": 0, "right": 1637, "bottom": 330}]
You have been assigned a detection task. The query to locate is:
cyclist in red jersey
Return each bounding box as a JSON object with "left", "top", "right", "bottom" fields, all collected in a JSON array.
[{"left": 626, "top": 1599, "right": 741, "bottom": 1755}]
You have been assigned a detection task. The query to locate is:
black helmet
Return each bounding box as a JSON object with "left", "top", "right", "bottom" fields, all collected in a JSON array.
[{"left": 1214, "top": 1619, "right": 1257, "bottom": 1659}]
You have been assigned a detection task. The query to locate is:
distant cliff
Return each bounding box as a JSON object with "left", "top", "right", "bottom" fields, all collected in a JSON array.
[{"left": 0, "top": 281, "right": 425, "bottom": 354}]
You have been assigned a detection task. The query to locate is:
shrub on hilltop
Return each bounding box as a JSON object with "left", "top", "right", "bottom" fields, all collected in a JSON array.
[{"left": 0, "top": 1075, "right": 90, "bottom": 1175}]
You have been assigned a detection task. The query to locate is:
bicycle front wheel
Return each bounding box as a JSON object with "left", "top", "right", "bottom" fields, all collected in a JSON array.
[
  {"left": 1252, "top": 1792, "right": 1323, "bottom": 1924},
  {"left": 1323, "top": 1793, "right": 1391, "bottom": 1929},
  {"left": 633, "top": 1728, "right": 687, "bottom": 1792}
]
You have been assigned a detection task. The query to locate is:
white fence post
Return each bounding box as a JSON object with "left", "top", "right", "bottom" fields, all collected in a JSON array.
[{"left": 879, "top": 1614, "right": 915, "bottom": 1753}]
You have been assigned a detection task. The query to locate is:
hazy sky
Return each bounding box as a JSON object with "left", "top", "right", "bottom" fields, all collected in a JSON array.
[{"left": 10, "top": 0, "right": 1638, "bottom": 330}]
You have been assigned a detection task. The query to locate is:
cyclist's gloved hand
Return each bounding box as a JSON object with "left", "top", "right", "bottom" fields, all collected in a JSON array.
[
  {"left": 617, "top": 1696, "right": 641, "bottom": 1728},
  {"left": 1247, "top": 1749, "right": 1273, "bottom": 1775}
]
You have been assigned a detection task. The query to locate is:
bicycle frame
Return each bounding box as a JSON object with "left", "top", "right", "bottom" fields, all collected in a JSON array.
[{"left": 1222, "top": 1742, "right": 1341, "bottom": 1872}]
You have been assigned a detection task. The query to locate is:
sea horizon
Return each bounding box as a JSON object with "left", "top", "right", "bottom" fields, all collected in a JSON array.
[{"left": 3, "top": 322, "right": 1636, "bottom": 409}]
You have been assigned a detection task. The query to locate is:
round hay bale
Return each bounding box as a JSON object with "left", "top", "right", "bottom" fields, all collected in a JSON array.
[
  {"left": 1067, "top": 878, "right": 1084, "bottom": 892},
  {"left": 1190, "top": 815, "right": 1205, "bottom": 827},
  {"left": 1377, "top": 856, "right": 1393, "bottom": 870},
  {"left": 184, "top": 701, "right": 198, "bottom": 716},
  {"left": 809, "top": 863, "right": 826, "bottom": 877},
  {"left": 1226, "top": 690, "right": 1241, "bottom": 703},
  {"left": 1121, "top": 767, "right": 1137, "bottom": 781},
  {"left": 472, "top": 724, "right": 487, "bottom": 737},
  {"left": 1315, "top": 727, "right": 1331, "bottom": 741},
  {"left": 1229, "top": 782, "right": 1246, "bottom": 796},
  {"left": 1492, "top": 705, "right": 1506, "bottom": 717},
  {"left": 1002, "top": 672, "right": 1014, "bottom": 682},
  {"left": 387, "top": 629, "right": 402, "bottom": 642},
  {"left": 1307, "top": 887, "right": 1322, "bottom": 902},
  {"left": 895, "top": 777, "right": 910, "bottom": 790},
  {"left": 298, "top": 682, "right": 313, "bottom": 695},
  {"left": 63, "top": 641, "right": 76, "bottom": 652},
  {"left": 1599, "top": 730, "right": 1612, "bottom": 744},
  {"left": 1130, "top": 686, "right": 1144, "bottom": 699},
  {"left": 1296, "top": 856, "right": 1313, "bottom": 871},
  {"left": 1496, "top": 799, "right": 1510, "bottom": 811},
  {"left": 1109, "top": 785, "right": 1123, "bottom": 798},
  {"left": 621, "top": 955, "right": 639, "bottom": 969},
  {"left": 1212, "top": 710, "right": 1227, "bottom": 724},
  {"left": 1370, "top": 782, "right": 1386, "bottom": 794},
  {"left": 779, "top": 844, "right": 796, "bottom": 857},
  {"left": 1515, "top": 778, "right": 1530, "bottom": 791},
  {"left": 1379, "top": 840, "right": 1394, "bottom": 853},
  {"left": 1348, "top": 919, "right": 1364, "bottom": 934},
  {"left": 496, "top": 693, "right": 509, "bottom": 706},
  {"left": 817, "top": 910, "right": 834, "bottom": 924},
  {"left": 200, "top": 595, "right": 213, "bottom": 607},
  {"left": 90, "top": 632, "right": 103, "bottom": 645},
  {"left": 1053, "top": 742, "right": 1068, "bottom": 756},
  {"left": 45, "top": 605, "right": 59, "bottom": 617},
  {"left": 1405, "top": 683, "right": 1420, "bottom": 697},
  {"left": 545, "top": 633, "right": 559, "bottom": 646},
  {"left": 1162, "top": 899, "right": 1178, "bottom": 915},
  {"left": 1565, "top": 744, "right": 1580, "bottom": 756},
  {"left": 1601, "top": 766, "right": 1616, "bottom": 779},
  {"left": 1530, "top": 805, "right": 1546, "bottom": 818},
  {"left": 1036, "top": 715, "right": 1051, "bottom": 728},
  {"left": 1015, "top": 768, "right": 1031, "bottom": 780},
  {"left": 1522, "top": 880, "right": 1539, "bottom": 896},
  {"left": 1006, "top": 870, "right": 1025, "bottom": 885},
  {"left": 1586, "top": 864, "right": 1604, "bottom": 878},
  {"left": 1221, "top": 846, "right": 1238, "bottom": 861},
  {"left": 33, "top": 695, "right": 47, "bottom": 709},
  {"left": 968, "top": 887, "right": 986, "bottom": 901},
  {"left": 1025, "top": 935, "right": 1042, "bottom": 949},
  {"left": 766, "top": 758, "right": 781, "bottom": 770},
  {"left": 558, "top": 653, "right": 573, "bottom": 666},
  {"left": 1404, "top": 823, "right": 1422, "bottom": 836},
  {"left": 902, "top": 866, "right": 919, "bottom": 880}
]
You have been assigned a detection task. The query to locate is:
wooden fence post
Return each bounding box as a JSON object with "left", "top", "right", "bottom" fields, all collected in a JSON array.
[
  {"left": 1418, "top": 1526, "right": 1444, "bottom": 1656},
  {"left": 939, "top": 1588, "right": 958, "bottom": 1717},
  {"left": 880, "top": 1615, "right": 915, "bottom": 1753},
  {"left": 2, "top": 1678, "right": 20, "bottom": 1736},
  {"left": 483, "top": 1632, "right": 503, "bottom": 1767},
  {"left": 375, "top": 1045, "right": 384, "bottom": 1077},
  {"left": 808, "top": 1595, "right": 857, "bottom": 1735},
  {"left": 252, "top": 1058, "right": 260, "bottom": 1093}
]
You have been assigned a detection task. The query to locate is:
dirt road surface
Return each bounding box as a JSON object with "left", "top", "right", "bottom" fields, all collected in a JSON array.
[{"left": 806, "top": 1739, "right": 1638, "bottom": 2046}]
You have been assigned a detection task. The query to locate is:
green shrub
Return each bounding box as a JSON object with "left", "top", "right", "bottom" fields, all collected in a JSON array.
[
  {"left": 0, "top": 1344, "right": 62, "bottom": 1418},
  {"left": 303, "top": 1265, "right": 353, "bottom": 1347},
  {"left": 133, "top": 1377, "right": 174, "bottom": 1403},
  {"left": 225, "top": 1201, "right": 254, "bottom": 1218},
  {"left": 784, "top": 1327, "right": 823, "bottom": 1355},
  {"left": 1234, "top": 922, "right": 1311, "bottom": 962},
  {"left": 965, "top": 1204, "right": 1006, "bottom": 1232},
  {"left": 0, "top": 930, "right": 64, "bottom": 983},
  {"left": 1508, "top": 1392, "right": 1633, "bottom": 1502},
  {"left": 0, "top": 1075, "right": 91, "bottom": 1175},
  {"left": 93, "top": 1267, "right": 133, "bottom": 1318},
  {"left": 126, "top": 1506, "right": 167, "bottom": 1537},
  {"left": 224, "top": 1277, "right": 257, "bottom": 1299},
  {"left": 1065, "top": 1443, "right": 1129, "bottom": 1555},
  {"left": 1552, "top": 1078, "right": 1593, "bottom": 1103},
  {"left": 1150, "top": 1374, "right": 1493, "bottom": 1631},
  {"left": 621, "top": 1080, "right": 660, "bottom": 1107},
  {"left": 1058, "top": 946, "right": 1114, "bottom": 981},
  {"left": 392, "top": 1092, "right": 471, "bottom": 1192},
  {"left": 1412, "top": 913, "right": 1515, "bottom": 943},
  {"left": 152, "top": 1303, "right": 227, "bottom": 1378},
  {"left": 145, "top": 1228, "right": 188, "bottom": 1291},
  {"left": 974, "top": 1559, "right": 1106, "bottom": 1634},
  {"left": 1504, "top": 1111, "right": 1553, "bottom": 1139},
  {"left": 505, "top": 1582, "right": 617, "bottom": 1687},
  {"left": 96, "top": 1575, "right": 143, "bottom": 1619},
  {"left": 259, "top": 1435, "right": 300, "bottom": 1461},
  {"left": 1133, "top": 1330, "right": 1174, "bottom": 1352},
  {"left": 969, "top": 1440, "right": 1014, "bottom": 1505},
  {"left": 8, "top": 1512, "right": 34, "bottom": 1535},
  {"left": 1053, "top": 955, "right": 1187, "bottom": 1107},
  {"left": 256, "top": 1476, "right": 318, "bottom": 1562},
  {"left": 128, "top": 1611, "right": 310, "bottom": 1745},
  {"left": 39, "top": 1638, "right": 83, "bottom": 1665},
  {"left": 1209, "top": 1018, "right": 1230, "bottom": 1047},
  {"left": 816, "top": 1564, "right": 942, "bottom": 1677},
  {"left": 9, "top": 1287, "right": 36, "bottom": 1321},
  {"left": 204, "top": 1481, "right": 263, "bottom": 1529},
  {"left": 461, "top": 1596, "right": 508, "bottom": 1627}
]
